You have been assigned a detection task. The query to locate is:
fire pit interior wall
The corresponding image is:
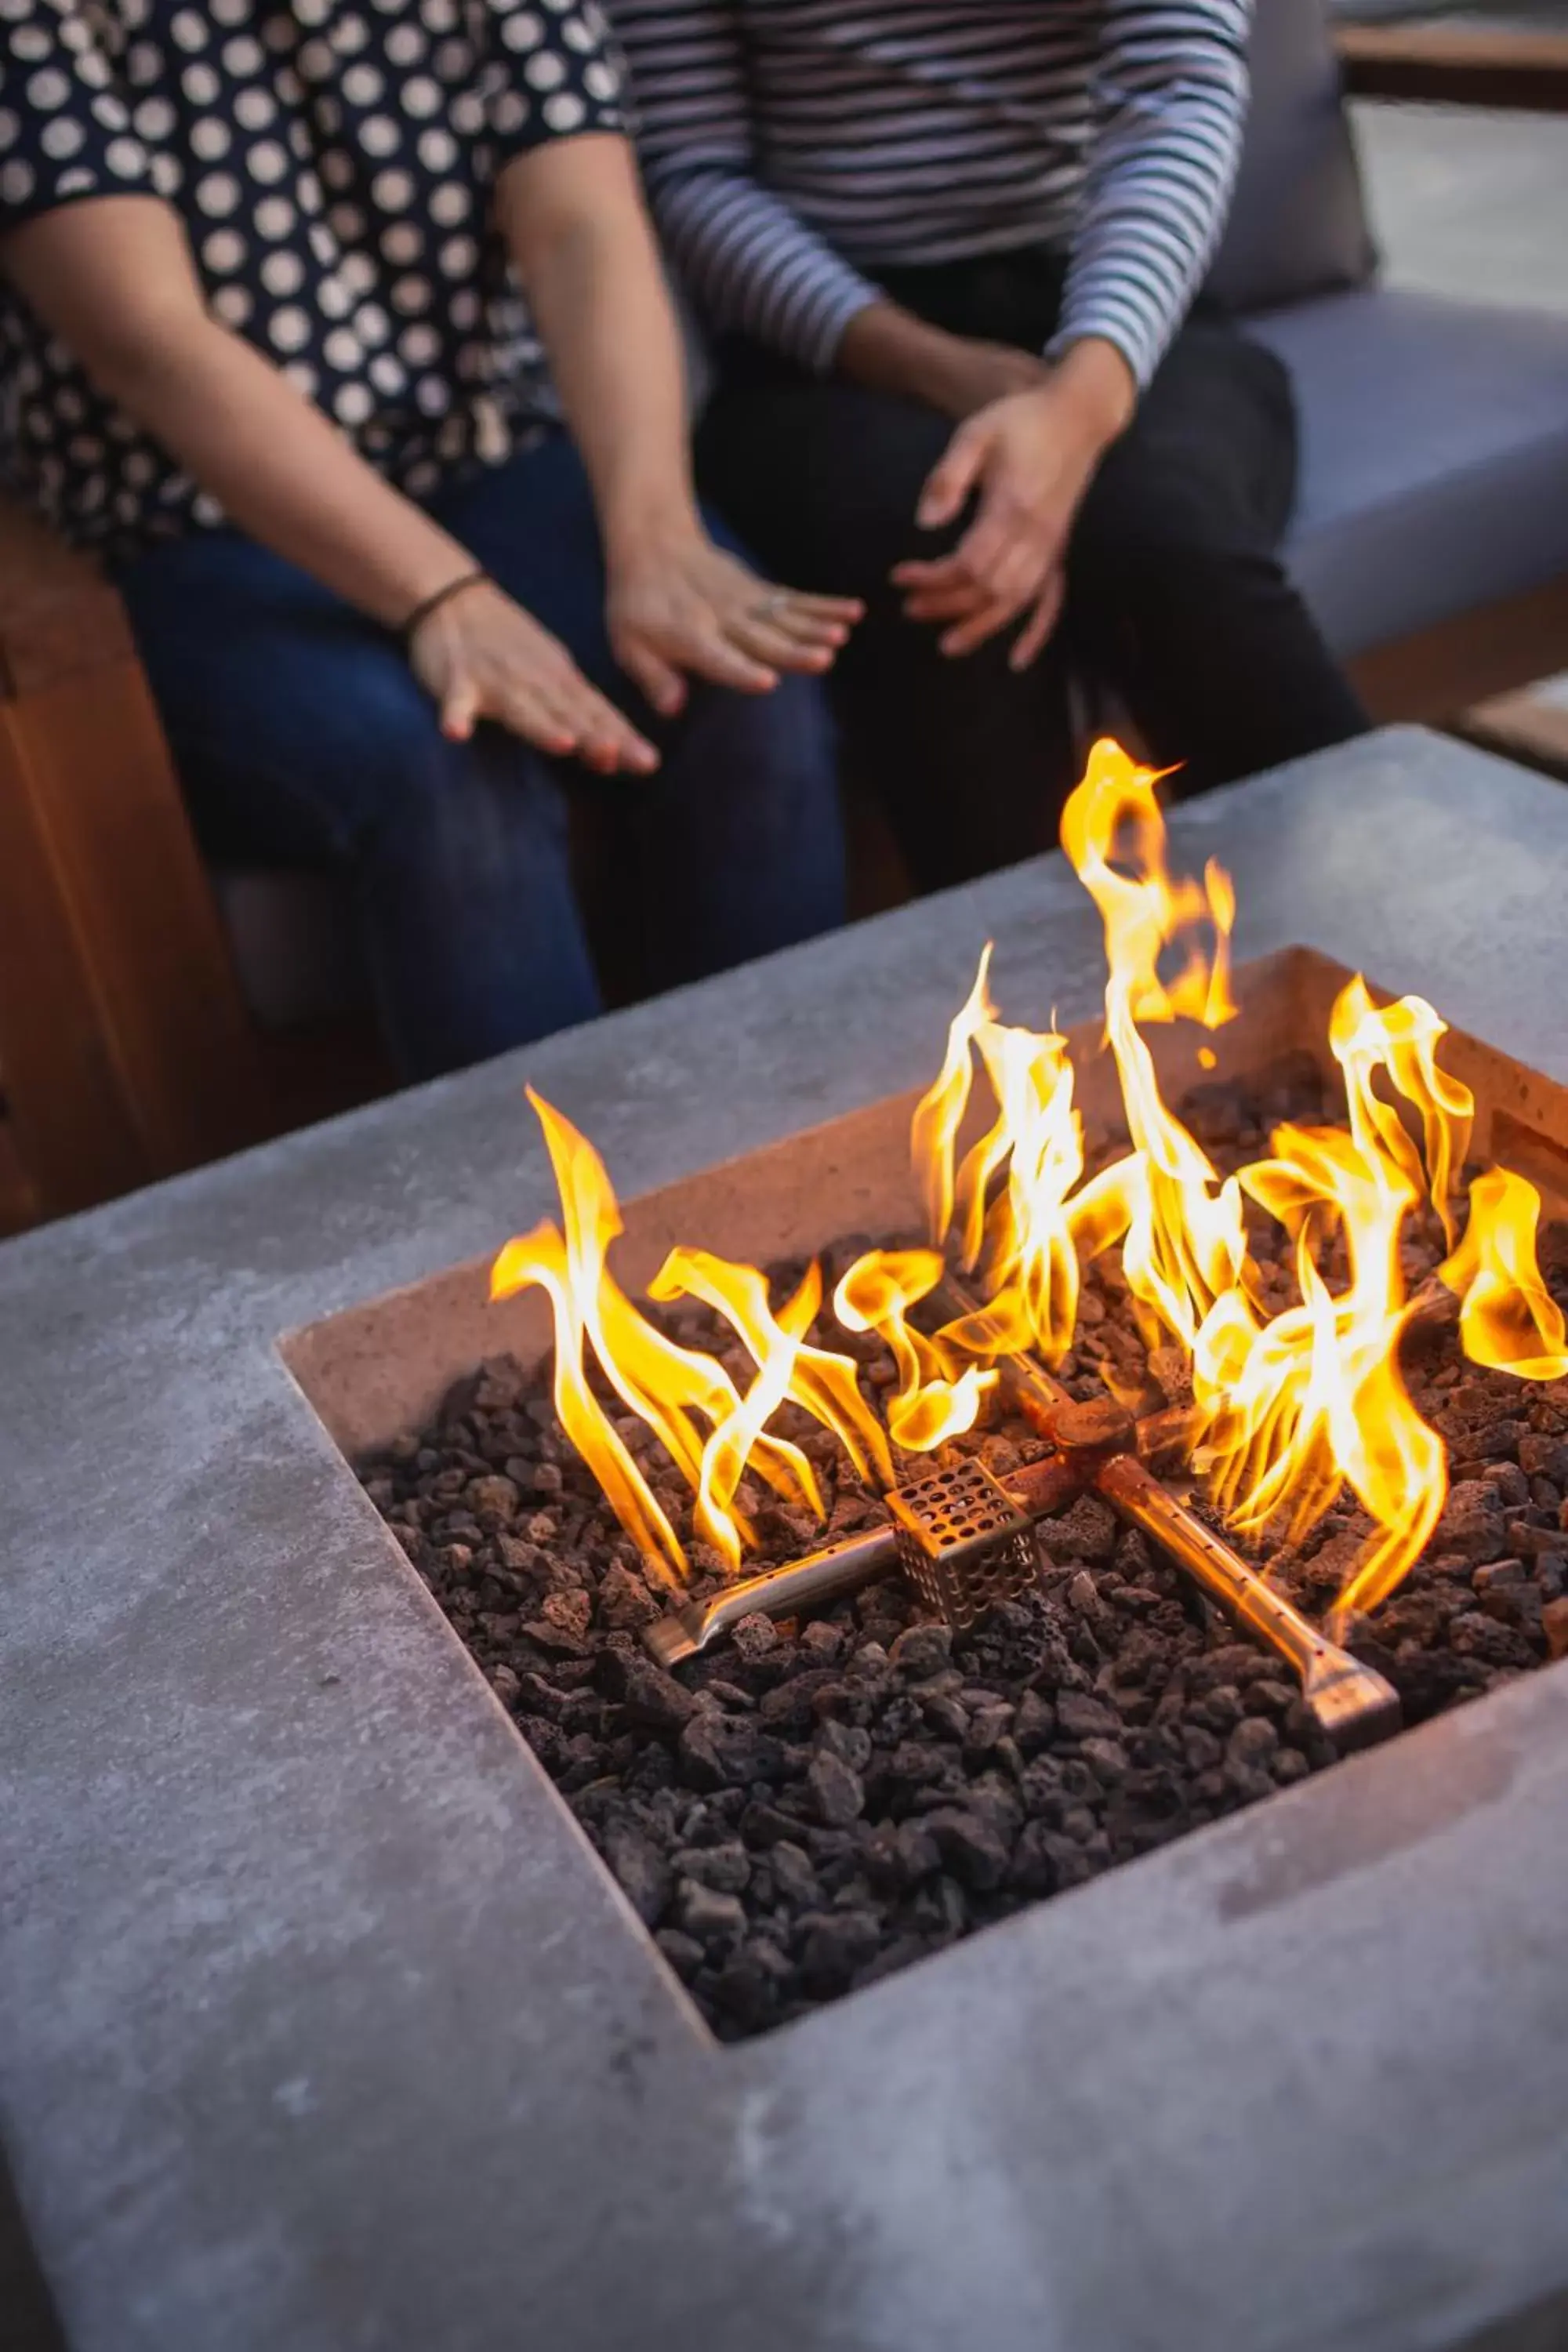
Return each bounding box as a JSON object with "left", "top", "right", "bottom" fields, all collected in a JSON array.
[{"left": 281, "top": 946, "right": 1568, "bottom": 2041}]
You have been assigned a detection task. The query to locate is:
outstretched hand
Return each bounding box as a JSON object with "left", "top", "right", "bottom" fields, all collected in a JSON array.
[
  {"left": 893, "top": 340, "right": 1136, "bottom": 670},
  {"left": 409, "top": 575, "right": 662, "bottom": 773},
  {"left": 607, "top": 528, "right": 862, "bottom": 717}
]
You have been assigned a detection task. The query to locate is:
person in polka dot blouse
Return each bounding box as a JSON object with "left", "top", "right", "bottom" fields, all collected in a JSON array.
[{"left": 0, "top": 0, "right": 859, "bottom": 1079}]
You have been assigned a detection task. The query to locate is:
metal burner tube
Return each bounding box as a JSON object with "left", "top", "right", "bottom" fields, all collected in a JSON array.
[
  {"left": 1094, "top": 1454, "right": 1401, "bottom": 1751},
  {"left": 932, "top": 1274, "right": 1402, "bottom": 1750},
  {"left": 643, "top": 1454, "right": 1083, "bottom": 1669},
  {"left": 641, "top": 1526, "right": 898, "bottom": 1670}
]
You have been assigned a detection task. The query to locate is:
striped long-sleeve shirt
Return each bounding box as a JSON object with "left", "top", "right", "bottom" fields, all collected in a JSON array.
[{"left": 614, "top": 0, "right": 1252, "bottom": 391}]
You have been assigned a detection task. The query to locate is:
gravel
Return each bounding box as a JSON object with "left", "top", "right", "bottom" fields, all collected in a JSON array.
[{"left": 361, "top": 1059, "right": 1568, "bottom": 2042}]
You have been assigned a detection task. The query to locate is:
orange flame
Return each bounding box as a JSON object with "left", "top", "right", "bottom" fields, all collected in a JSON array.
[
  {"left": 1055, "top": 746, "right": 1450, "bottom": 1622},
  {"left": 832, "top": 1247, "right": 997, "bottom": 1449},
  {"left": 1192, "top": 985, "right": 1456, "bottom": 1624},
  {"left": 492, "top": 738, "right": 1568, "bottom": 1634},
  {"left": 1440, "top": 1167, "right": 1568, "bottom": 1378},
  {"left": 491, "top": 1093, "right": 887, "bottom": 1580},
  {"left": 1059, "top": 739, "right": 1247, "bottom": 1354},
  {"left": 489, "top": 1091, "right": 726, "bottom": 1584},
  {"left": 908, "top": 945, "right": 1085, "bottom": 1366},
  {"left": 644, "top": 1250, "right": 826, "bottom": 1566},
  {"left": 648, "top": 1246, "right": 894, "bottom": 1526},
  {"left": 911, "top": 945, "right": 994, "bottom": 1250}
]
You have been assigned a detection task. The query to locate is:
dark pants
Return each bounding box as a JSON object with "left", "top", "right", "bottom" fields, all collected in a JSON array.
[
  {"left": 696, "top": 247, "right": 1367, "bottom": 894},
  {"left": 114, "top": 432, "right": 844, "bottom": 1081}
]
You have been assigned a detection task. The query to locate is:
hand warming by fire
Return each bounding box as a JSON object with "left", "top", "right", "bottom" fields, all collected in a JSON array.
[{"left": 490, "top": 739, "right": 1568, "bottom": 1697}]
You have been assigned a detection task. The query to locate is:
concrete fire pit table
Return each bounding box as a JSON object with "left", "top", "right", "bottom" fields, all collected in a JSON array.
[{"left": 4, "top": 727, "right": 1568, "bottom": 2352}]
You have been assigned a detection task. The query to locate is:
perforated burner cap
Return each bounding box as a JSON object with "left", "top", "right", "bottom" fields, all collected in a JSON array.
[{"left": 887, "top": 1459, "right": 1041, "bottom": 1628}]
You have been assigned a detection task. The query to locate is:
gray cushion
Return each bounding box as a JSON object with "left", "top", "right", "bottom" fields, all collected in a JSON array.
[
  {"left": 1206, "top": 0, "right": 1376, "bottom": 314},
  {"left": 1247, "top": 286, "right": 1568, "bottom": 657}
]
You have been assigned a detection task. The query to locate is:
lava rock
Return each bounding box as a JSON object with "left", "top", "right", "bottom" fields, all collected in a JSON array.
[
  {"left": 604, "top": 1824, "right": 672, "bottom": 1926},
  {"left": 815, "top": 1719, "right": 873, "bottom": 1773},
  {"left": 597, "top": 1563, "right": 661, "bottom": 1631},
  {"left": 1037, "top": 1495, "right": 1119, "bottom": 1566},
  {"left": 1228, "top": 1716, "right": 1280, "bottom": 1769},
  {"left": 712, "top": 1938, "right": 794, "bottom": 2031},
  {"left": 1432, "top": 1486, "right": 1508, "bottom": 1565},
  {"left": 1056, "top": 1692, "right": 1121, "bottom": 1741},
  {"left": 769, "top": 1840, "right": 820, "bottom": 1907},
  {"left": 730, "top": 1611, "right": 780, "bottom": 1663},
  {"left": 807, "top": 1750, "right": 866, "bottom": 1826},
  {"left": 672, "top": 1839, "right": 750, "bottom": 1895},
  {"left": 739, "top": 1800, "right": 804, "bottom": 1849},
  {"left": 542, "top": 1588, "right": 592, "bottom": 1643},
  {"left": 798, "top": 1908, "right": 884, "bottom": 1995},
  {"left": 889, "top": 1623, "right": 954, "bottom": 1679},
  {"left": 758, "top": 1668, "right": 845, "bottom": 1730},
  {"left": 1080, "top": 1736, "right": 1131, "bottom": 1784},
  {"left": 921, "top": 1806, "right": 1011, "bottom": 1892},
  {"left": 1011, "top": 1819, "right": 1066, "bottom": 1895},
  {"left": 362, "top": 1160, "right": 1561, "bottom": 2046},
  {"left": 679, "top": 1714, "right": 784, "bottom": 1791},
  {"left": 616, "top": 1659, "right": 697, "bottom": 1735},
  {"left": 1012, "top": 1690, "right": 1058, "bottom": 1752},
  {"left": 677, "top": 1879, "right": 747, "bottom": 1951},
  {"left": 467, "top": 1474, "right": 521, "bottom": 1523}
]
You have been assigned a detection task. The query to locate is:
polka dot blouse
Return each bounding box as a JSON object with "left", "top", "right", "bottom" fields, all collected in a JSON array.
[{"left": 0, "top": 0, "right": 626, "bottom": 556}]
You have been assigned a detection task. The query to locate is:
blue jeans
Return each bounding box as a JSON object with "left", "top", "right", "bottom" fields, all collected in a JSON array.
[{"left": 114, "top": 433, "right": 845, "bottom": 1079}]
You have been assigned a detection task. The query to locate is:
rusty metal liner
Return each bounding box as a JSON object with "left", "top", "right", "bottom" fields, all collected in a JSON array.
[{"left": 644, "top": 1277, "right": 1400, "bottom": 1751}]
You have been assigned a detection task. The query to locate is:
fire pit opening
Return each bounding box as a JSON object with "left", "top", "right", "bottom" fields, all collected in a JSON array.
[{"left": 285, "top": 745, "right": 1568, "bottom": 2045}]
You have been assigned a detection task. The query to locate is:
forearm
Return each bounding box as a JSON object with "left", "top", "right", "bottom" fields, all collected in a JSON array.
[
  {"left": 837, "top": 303, "right": 985, "bottom": 415},
  {"left": 1, "top": 199, "right": 471, "bottom": 626},
  {"left": 1064, "top": 0, "right": 1251, "bottom": 388},
  {"left": 840, "top": 303, "right": 1134, "bottom": 452},
  {"left": 648, "top": 170, "right": 880, "bottom": 378},
  {"left": 98, "top": 323, "right": 477, "bottom": 623},
  {"left": 497, "top": 140, "right": 698, "bottom": 564}
]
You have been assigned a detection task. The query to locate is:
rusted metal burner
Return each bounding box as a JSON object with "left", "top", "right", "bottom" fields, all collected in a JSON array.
[{"left": 644, "top": 1286, "right": 1401, "bottom": 1754}]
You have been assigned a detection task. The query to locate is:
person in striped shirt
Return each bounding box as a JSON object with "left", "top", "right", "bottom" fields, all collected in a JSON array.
[{"left": 616, "top": 0, "right": 1368, "bottom": 890}]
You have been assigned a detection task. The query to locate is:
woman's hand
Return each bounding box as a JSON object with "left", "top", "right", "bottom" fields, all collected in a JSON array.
[
  {"left": 606, "top": 527, "right": 862, "bottom": 716},
  {"left": 892, "top": 339, "right": 1136, "bottom": 670},
  {"left": 409, "top": 575, "right": 661, "bottom": 775}
]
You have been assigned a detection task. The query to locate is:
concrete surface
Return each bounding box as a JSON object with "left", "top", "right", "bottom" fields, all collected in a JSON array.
[
  {"left": 3, "top": 729, "right": 1568, "bottom": 2352},
  {"left": 1353, "top": 96, "right": 1568, "bottom": 318}
]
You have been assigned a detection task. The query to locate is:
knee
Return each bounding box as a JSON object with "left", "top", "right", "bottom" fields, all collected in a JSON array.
[
  {"left": 699, "top": 389, "right": 954, "bottom": 601},
  {"left": 1074, "top": 528, "right": 1292, "bottom": 624}
]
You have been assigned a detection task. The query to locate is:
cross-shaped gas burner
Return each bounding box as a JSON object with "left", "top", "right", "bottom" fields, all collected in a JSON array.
[{"left": 644, "top": 1278, "right": 1401, "bottom": 1754}]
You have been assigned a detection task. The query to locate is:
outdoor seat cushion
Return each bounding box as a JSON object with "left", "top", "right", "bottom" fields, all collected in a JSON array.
[
  {"left": 1247, "top": 285, "right": 1568, "bottom": 658},
  {"left": 1204, "top": 0, "right": 1375, "bottom": 313}
]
